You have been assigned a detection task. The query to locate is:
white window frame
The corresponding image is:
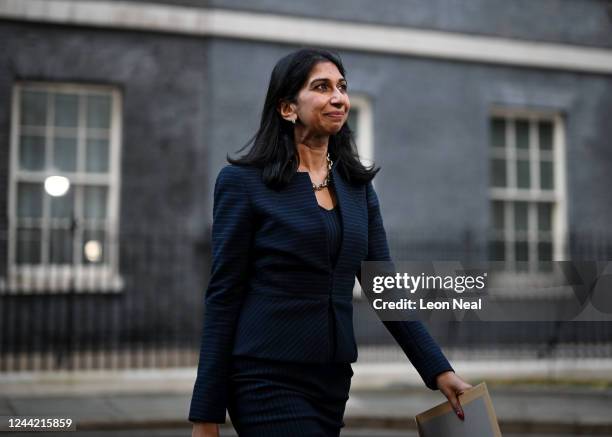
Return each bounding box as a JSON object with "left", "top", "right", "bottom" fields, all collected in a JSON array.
[
  {"left": 348, "top": 95, "right": 374, "bottom": 169},
  {"left": 2, "top": 82, "right": 124, "bottom": 294},
  {"left": 488, "top": 107, "right": 568, "bottom": 291},
  {"left": 348, "top": 95, "right": 374, "bottom": 298}
]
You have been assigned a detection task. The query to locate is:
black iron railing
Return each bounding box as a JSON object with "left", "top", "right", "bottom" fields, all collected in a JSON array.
[{"left": 0, "top": 229, "right": 611, "bottom": 371}]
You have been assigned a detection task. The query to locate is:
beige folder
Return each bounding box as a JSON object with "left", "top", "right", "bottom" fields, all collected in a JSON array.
[{"left": 415, "top": 382, "right": 502, "bottom": 437}]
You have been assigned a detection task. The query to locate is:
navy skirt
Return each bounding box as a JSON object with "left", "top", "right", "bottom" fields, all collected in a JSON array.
[{"left": 227, "top": 356, "right": 353, "bottom": 437}]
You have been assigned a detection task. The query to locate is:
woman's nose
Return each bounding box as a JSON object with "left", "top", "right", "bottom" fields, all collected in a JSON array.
[{"left": 330, "top": 89, "right": 345, "bottom": 106}]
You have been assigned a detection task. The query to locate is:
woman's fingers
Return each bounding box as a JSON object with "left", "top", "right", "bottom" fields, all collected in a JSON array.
[
  {"left": 444, "top": 388, "right": 464, "bottom": 421},
  {"left": 435, "top": 371, "right": 472, "bottom": 421}
]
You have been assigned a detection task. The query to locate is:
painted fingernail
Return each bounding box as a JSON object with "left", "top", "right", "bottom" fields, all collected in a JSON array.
[{"left": 457, "top": 410, "right": 464, "bottom": 421}]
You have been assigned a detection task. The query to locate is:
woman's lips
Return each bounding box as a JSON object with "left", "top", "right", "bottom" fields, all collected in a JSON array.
[{"left": 325, "top": 112, "right": 345, "bottom": 119}]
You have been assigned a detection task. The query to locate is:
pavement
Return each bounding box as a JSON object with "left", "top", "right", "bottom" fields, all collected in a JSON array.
[{"left": 1, "top": 359, "right": 612, "bottom": 436}]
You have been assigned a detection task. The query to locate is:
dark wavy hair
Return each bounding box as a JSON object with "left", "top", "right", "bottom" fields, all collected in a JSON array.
[{"left": 228, "top": 48, "right": 379, "bottom": 189}]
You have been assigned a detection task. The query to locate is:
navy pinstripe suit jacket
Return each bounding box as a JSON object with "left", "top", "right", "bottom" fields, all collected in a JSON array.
[{"left": 189, "top": 162, "right": 453, "bottom": 423}]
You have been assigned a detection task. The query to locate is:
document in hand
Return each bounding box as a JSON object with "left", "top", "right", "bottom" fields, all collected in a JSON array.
[{"left": 415, "top": 382, "right": 502, "bottom": 437}]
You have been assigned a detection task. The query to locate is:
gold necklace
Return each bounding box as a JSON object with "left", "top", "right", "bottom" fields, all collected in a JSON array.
[{"left": 312, "top": 153, "right": 333, "bottom": 191}]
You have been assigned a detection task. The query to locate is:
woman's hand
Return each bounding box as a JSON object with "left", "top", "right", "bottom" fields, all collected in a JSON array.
[
  {"left": 435, "top": 371, "right": 473, "bottom": 421},
  {"left": 192, "top": 422, "right": 219, "bottom": 437}
]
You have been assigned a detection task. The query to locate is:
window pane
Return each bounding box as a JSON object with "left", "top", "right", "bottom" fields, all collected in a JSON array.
[
  {"left": 516, "top": 159, "right": 530, "bottom": 188},
  {"left": 538, "top": 203, "right": 552, "bottom": 232},
  {"left": 86, "top": 138, "right": 109, "bottom": 172},
  {"left": 540, "top": 161, "right": 554, "bottom": 190},
  {"left": 491, "top": 201, "right": 504, "bottom": 231},
  {"left": 515, "top": 241, "right": 529, "bottom": 261},
  {"left": 491, "top": 158, "right": 506, "bottom": 187},
  {"left": 50, "top": 188, "right": 74, "bottom": 219},
  {"left": 82, "top": 228, "right": 106, "bottom": 264},
  {"left": 19, "top": 135, "right": 46, "bottom": 170},
  {"left": 514, "top": 201, "right": 528, "bottom": 231},
  {"left": 491, "top": 118, "right": 505, "bottom": 148},
  {"left": 53, "top": 136, "right": 77, "bottom": 172},
  {"left": 538, "top": 241, "right": 553, "bottom": 271},
  {"left": 21, "top": 90, "right": 47, "bottom": 126},
  {"left": 16, "top": 227, "right": 42, "bottom": 264},
  {"left": 87, "top": 94, "right": 111, "bottom": 129},
  {"left": 17, "top": 183, "right": 43, "bottom": 218},
  {"left": 538, "top": 121, "right": 553, "bottom": 151},
  {"left": 49, "top": 228, "right": 73, "bottom": 264},
  {"left": 515, "top": 120, "right": 529, "bottom": 150},
  {"left": 515, "top": 240, "right": 529, "bottom": 271},
  {"left": 488, "top": 240, "right": 505, "bottom": 261},
  {"left": 54, "top": 93, "right": 78, "bottom": 127},
  {"left": 538, "top": 241, "right": 552, "bottom": 261},
  {"left": 83, "top": 186, "right": 108, "bottom": 219}
]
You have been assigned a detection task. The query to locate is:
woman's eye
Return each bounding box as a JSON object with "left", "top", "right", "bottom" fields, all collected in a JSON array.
[{"left": 314, "top": 82, "right": 347, "bottom": 92}]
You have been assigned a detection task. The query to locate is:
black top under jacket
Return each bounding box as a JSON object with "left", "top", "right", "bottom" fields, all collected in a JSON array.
[
  {"left": 319, "top": 203, "right": 342, "bottom": 268},
  {"left": 189, "top": 161, "right": 453, "bottom": 423}
]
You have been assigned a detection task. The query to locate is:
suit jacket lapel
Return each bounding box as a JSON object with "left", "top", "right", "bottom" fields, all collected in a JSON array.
[{"left": 331, "top": 163, "right": 359, "bottom": 273}]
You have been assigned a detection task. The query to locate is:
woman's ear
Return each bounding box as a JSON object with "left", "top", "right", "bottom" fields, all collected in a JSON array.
[{"left": 278, "top": 100, "right": 297, "bottom": 124}]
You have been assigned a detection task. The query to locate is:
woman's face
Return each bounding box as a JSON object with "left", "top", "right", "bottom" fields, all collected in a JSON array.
[{"left": 284, "top": 61, "right": 350, "bottom": 137}]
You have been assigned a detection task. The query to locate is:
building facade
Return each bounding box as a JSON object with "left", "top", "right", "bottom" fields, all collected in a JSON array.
[{"left": 1, "top": 0, "right": 612, "bottom": 370}]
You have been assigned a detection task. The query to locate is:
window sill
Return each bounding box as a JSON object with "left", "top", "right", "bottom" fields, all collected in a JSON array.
[{"left": 0, "top": 265, "right": 124, "bottom": 294}]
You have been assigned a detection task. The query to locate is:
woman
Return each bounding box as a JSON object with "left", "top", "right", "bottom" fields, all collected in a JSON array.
[{"left": 190, "top": 48, "right": 471, "bottom": 437}]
